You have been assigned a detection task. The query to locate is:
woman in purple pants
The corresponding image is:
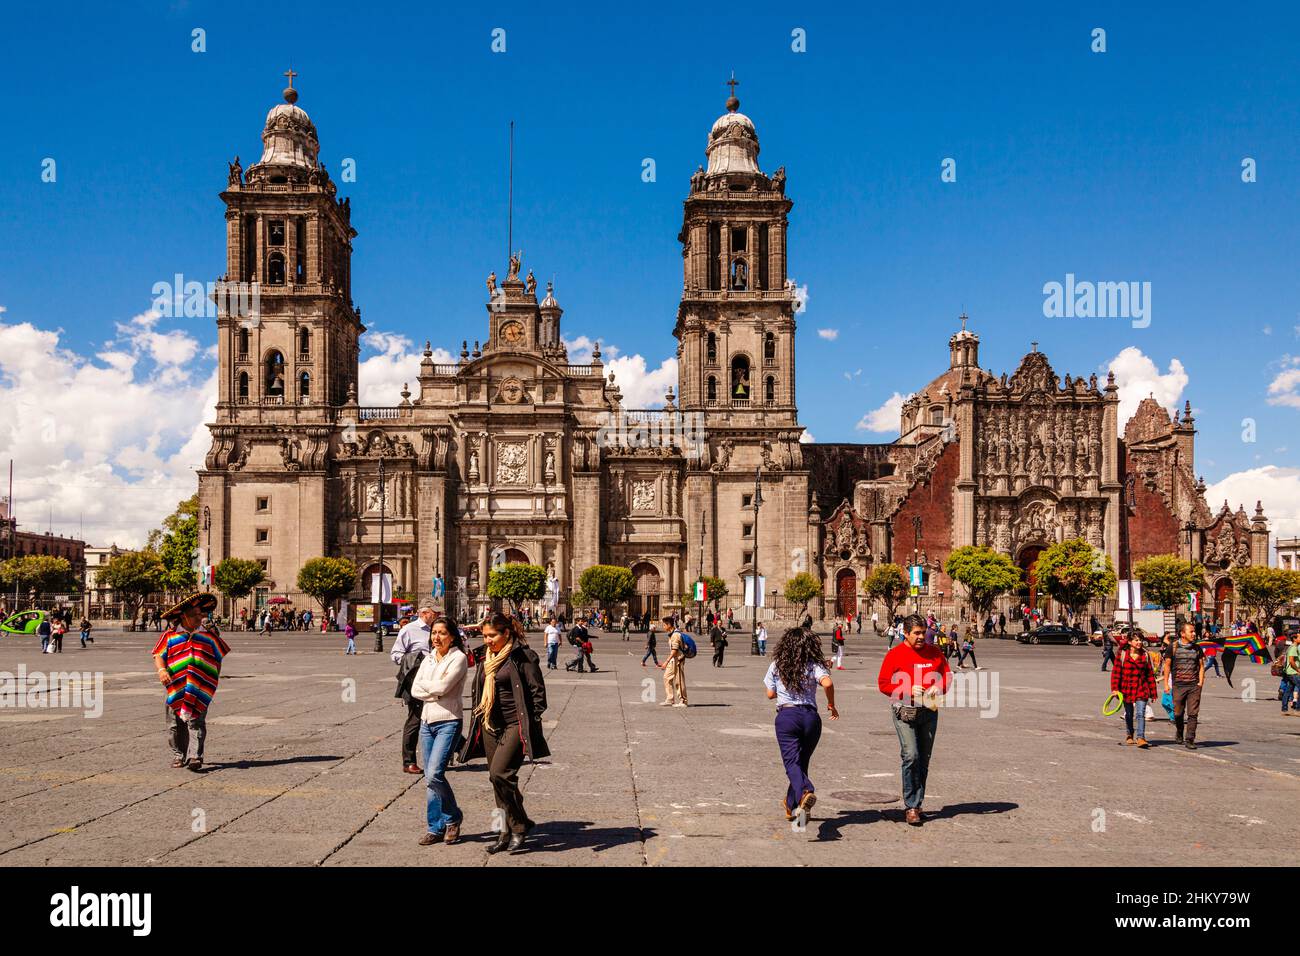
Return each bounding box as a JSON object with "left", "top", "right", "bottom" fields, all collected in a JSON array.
[{"left": 763, "top": 627, "right": 839, "bottom": 828}]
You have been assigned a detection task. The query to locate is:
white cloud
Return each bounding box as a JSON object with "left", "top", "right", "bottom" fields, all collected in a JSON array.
[
  {"left": 817, "top": 328, "right": 838, "bottom": 341},
  {"left": 800, "top": 430, "right": 815, "bottom": 443},
  {"left": 1205, "top": 466, "right": 1300, "bottom": 543},
  {"left": 1266, "top": 355, "right": 1300, "bottom": 409},
  {"left": 857, "top": 391, "right": 908, "bottom": 434},
  {"left": 1105, "top": 346, "right": 1188, "bottom": 426},
  {"left": 0, "top": 308, "right": 215, "bottom": 548},
  {"left": 562, "top": 335, "right": 619, "bottom": 364},
  {"left": 606, "top": 353, "right": 678, "bottom": 408},
  {"left": 357, "top": 330, "right": 454, "bottom": 406}
]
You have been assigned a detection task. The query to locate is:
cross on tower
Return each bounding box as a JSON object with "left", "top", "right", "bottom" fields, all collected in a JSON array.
[
  {"left": 726, "top": 71, "right": 739, "bottom": 97},
  {"left": 283, "top": 68, "right": 297, "bottom": 89}
]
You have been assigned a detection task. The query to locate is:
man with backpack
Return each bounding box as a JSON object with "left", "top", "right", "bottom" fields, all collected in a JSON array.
[{"left": 659, "top": 616, "right": 691, "bottom": 707}]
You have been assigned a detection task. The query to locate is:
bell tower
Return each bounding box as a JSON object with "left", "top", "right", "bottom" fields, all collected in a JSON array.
[
  {"left": 674, "top": 77, "right": 798, "bottom": 425},
  {"left": 214, "top": 73, "right": 363, "bottom": 418}
]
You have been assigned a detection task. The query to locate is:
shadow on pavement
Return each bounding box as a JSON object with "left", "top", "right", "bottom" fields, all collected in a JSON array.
[
  {"left": 520, "top": 821, "right": 656, "bottom": 853},
  {"left": 204, "top": 754, "right": 345, "bottom": 770},
  {"left": 925, "top": 800, "right": 1019, "bottom": 821}
]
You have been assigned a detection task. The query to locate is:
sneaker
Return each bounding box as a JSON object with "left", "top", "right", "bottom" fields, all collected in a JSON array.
[
  {"left": 798, "top": 791, "right": 817, "bottom": 815},
  {"left": 1135, "top": 737, "right": 1150, "bottom": 748},
  {"left": 1185, "top": 740, "right": 1198, "bottom": 750},
  {"left": 658, "top": 700, "right": 674, "bottom": 706},
  {"left": 782, "top": 800, "right": 794, "bottom": 822},
  {"left": 673, "top": 702, "right": 688, "bottom": 708},
  {"left": 792, "top": 807, "right": 808, "bottom": 830},
  {"left": 1124, "top": 735, "right": 1134, "bottom": 745}
]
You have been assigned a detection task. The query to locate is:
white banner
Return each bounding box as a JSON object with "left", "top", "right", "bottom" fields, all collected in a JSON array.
[
  {"left": 743, "top": 574, "right": 766, "bottom": 608},
  {"left": 370, "top": 572, "right": 392, "bottom": 604},
  {"left": 1118, "top": 580, "right": 1142, "bottom": 610}
]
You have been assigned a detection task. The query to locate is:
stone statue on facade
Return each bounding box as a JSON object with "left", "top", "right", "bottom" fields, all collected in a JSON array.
[
  {"left": 525, "top": 270, "right": 536, "bottom": 295},
  {"left": 227, "top": 156, "right": 242, "bottom": 187}
]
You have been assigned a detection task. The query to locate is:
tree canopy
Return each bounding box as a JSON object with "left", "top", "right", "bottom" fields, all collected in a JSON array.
[
  {"left": 945, "top": 545, "right": 1022, "bottom": 619},
  {"left": 783, "top": 572, "right": 822, "bottom": 614},
  {"left": 576, "top": 565, "right": 636, "bottom": 610},
  {"left": 99, "top": 550, "right": 166, "bottom": 623},
  {"left": 213, "top": 557, "right": 265, "bottom": 602},
  {"left": 1230, "top": 565, "right": 1300, "bottom": 630},
  {"left": 487, "top": 563, "right": 547, "bottom": 614},
  {"left": 1133, "top": 554, "right": 1206, "bottom": 610},
  {"left": 1034, "top": 538, "right": 1116, "bottom": 619},
  {"left": 297, "top": 557, "right": 357, "bottom": 613},
  {"left": 863, "top": 563, "right": 909, "bottom": 622},
  {"left": 0, "top": 555, "right": 75, "bottom": 595}
]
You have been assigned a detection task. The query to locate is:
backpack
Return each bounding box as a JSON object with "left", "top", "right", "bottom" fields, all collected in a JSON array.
[{"left": 676, "top": 631, "right": 698, "bottom": 659}]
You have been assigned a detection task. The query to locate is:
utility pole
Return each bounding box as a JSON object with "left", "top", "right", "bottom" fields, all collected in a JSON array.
[
  {"left": 912, "top": 515, "right": 923, "bottom": 614},
  {"left": 696, "top": 512, "right": 706, "bottom": 633},
  {"left": 1123, "top": 472, "right": 1136, "bottom": 634}
]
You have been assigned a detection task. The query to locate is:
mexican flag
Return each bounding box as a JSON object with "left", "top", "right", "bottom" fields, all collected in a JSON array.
[{"left": 693, "top": 580, "right": 708, "bottom": 602}]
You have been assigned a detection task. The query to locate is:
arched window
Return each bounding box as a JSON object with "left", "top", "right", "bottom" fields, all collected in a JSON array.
[
  {"left": 299, "top": 327, "right": 310, "bottom": 356},
  {"left": 239, "top": 327, "right": 250, "bottom": 356},
  {"left": 267, "top": 252, "right": 286, "bottom": 286},
  {"left": 765, "top": 376, "right": 775, "bottom": 403},
  {"left": 929, "top": 406, "right": 944, "bottom": 426},
  {"left": 706, "top": 376, "right": 717, "bottom": 403},
  {"left": 265, "top": 351, "right": 285, "bottom": 397},
  {"left": 730, "top": 355, "right": 751, "bottom": 400},
  {"left": 706, "top": 332, "right": 717, "bottom": 363},
  {"left": 299, "top": 371, "right": 311, "bottom": 399},
  {"left": 238, "top": 371, "right": 249, "bottom": 400},
  {"left": 764, "top": 332, "right": 776, "bottom": 363}
]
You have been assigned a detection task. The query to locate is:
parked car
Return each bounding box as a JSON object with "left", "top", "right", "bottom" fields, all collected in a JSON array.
[
  {"left": 1018, "top": 623, "right": 1088, "bottom": 646},
  {"left": 0, "top": 609, "right": 47, "bottom": 636}
]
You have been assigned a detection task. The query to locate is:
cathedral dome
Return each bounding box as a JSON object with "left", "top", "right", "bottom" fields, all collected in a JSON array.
[
  {"left": 255, "top": 87, "right": 320, "bottom": 170},
  {"left": 705, "top": 96, "right": 760, "bottom": 175}
]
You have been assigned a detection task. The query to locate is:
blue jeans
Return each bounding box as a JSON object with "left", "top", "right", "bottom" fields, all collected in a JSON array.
[
  {"left": 547, "top": 643, "right": 559, "bottom": 668},
  {"left": 1281, "top": 674, "right": 1299, "bottom": 712},
  {"left": 1123, "top": 700, "right": 1147, "bottom": 739},
  {"left": 346, "top": 637, "right": 355, "bottom": 654},
  {"left": 758, "top": 639, "right": 767, "bottom": 655},
  {"left": 418, "top": 719, "right": 463, "bottom": 834},
  {"left": 892, "top": 708, "right": 938, "bottom": 810}
]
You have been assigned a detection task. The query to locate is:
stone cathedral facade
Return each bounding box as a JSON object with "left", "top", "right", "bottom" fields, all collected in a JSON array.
[{"left": 199, "top": 80, "right": 1270, "bottom": 626}]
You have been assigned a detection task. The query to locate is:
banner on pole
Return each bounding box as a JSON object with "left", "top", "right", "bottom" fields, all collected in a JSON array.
[
  {"left": 693, "top": 580, "right": 707, "bottom": 602},
  {"left": 370, "top": 572, "right": 392, "bottom": 604},
  {"left": 743, "top": 574, "right": 766, "bottom": 608}
]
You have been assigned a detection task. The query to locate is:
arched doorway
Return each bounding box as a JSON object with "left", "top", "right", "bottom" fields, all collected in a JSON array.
[
  {"left": 835, "top": 568, "right": 858, "bottom": 618},
  {"left": 630, "top": 562, "right": 661, "bottom": 621},
  {"left": 1214, "top": 577, "right": 1233, "bottom": 625},
  {"left": 361, "top": 563, "right": 395, "bottom": 602},
  {"left": 502, "top": 548, "right": 529, "bottom": 565},
  {"left": 1017, "top": 546, "right": 1049, "bottom": 619}
]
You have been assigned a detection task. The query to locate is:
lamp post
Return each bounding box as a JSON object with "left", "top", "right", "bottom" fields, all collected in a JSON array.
[
  {"left": 1122, "top": 472, "right": 1136, "bottom": 634},
  {"left": 1184, "top": 519, "right": 1198, "bottom": 633},
  {"left": 751, "top": 468, "right": 764, "bottom": 655},
  {"left": 696, "top": 512, "right": 706, "bottom": 636},
  {"left": 912, "top": 516, "right": 923, "bottom": 614},
  {"left": 374, "top": 456, "right": 387, "bottom": 653}
]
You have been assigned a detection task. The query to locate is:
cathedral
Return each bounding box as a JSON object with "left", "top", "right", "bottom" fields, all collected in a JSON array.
[{"left": 198, "top": 78, "right": 1270, "bottom": 627}]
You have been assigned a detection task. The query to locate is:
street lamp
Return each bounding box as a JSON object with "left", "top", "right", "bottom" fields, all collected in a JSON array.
[
  {"left": 696, "top": 513, "right": 706, "bottom": 637},
  {"left": 912, "top": 515, "right": 923, "bottom": 614},
  {"left": 1184, "top": 519, "right": 1198, "bottom": 633},
  {"left": 1122, "top": 472, "right": 1136, "bottom": 634},
  {"left": 751, "top": 468, "right": 764, "bottom": 655},
  {"left": 374, "top": 456, "right": 387, "bottom": 653}
]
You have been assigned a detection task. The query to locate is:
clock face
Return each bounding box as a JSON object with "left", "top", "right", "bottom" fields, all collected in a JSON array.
[{"left": 501, "top": 320, "right": 524, "bottom": 345}]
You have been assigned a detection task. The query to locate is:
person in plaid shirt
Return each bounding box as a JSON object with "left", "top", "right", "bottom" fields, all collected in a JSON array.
[{"left": 1110, "top": 635, "right": 1158, "bottom": 748}]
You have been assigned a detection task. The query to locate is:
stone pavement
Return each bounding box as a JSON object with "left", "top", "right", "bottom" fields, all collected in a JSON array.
[{"left": 0, "top": 627, "right": 1296, "bottom": 867}]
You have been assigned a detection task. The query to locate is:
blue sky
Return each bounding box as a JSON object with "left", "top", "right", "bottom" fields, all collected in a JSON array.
[{"left": 2, "top": 1, "right": 1299, "bottom": 542}]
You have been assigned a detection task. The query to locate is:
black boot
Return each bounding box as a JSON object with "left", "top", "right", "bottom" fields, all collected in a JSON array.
[
  {"left": 507, "top": 832, "right": 527, "bottom": 854},
  {"left": 486, "top": 831, "right": 512, "bottom": 855}
]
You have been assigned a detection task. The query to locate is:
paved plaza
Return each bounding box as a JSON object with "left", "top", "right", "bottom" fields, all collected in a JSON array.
[{"left": 0, "top": 627, "right": 1297, "bottom": 867}]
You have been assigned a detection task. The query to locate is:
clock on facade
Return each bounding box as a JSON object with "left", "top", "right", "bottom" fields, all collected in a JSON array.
[{"left": 500, "top": 320, "right": 525, "bottom": 345}]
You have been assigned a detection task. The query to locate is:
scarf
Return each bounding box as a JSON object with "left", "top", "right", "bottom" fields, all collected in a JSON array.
[{"left": 474, "top": 640, "right": 515, "bottom": 731}]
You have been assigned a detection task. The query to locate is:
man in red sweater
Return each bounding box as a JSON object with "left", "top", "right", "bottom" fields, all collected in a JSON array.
[{"left": 877, "top": 613, "right": 953, "bottom": 825}]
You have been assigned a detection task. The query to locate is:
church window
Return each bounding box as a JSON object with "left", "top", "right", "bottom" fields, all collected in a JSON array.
[
  {"left": 239, "top": 327, "right": 249, "bottom": 356},
  {"left": 299, "top": 327, "right": 311, "bottom": 357},
  {"left": 730, "top": 257, "right": 748, "bottom": 290},
  {"left": 758, "top": 224, "right": 769, "bottom": 291},
  {"left": 929, "top": 406, "right": 943, "bottom": 426},
  {"left": 265, "top": 350, "right": 285, "bottom": 397},
  {"left": 764, "top": 332, "right": 775, "bottom": 364},
  {"left": 244, "top": 215, "right": 257, "bottom": 280},
  {"left": 295, "top": 218, "right": 307, "bottom": 283},
  {"left": 256, "top": 528, "right": 270, "bottom": 543},
  {"left": 765, "top": 375, "right": 776, "bottom": 404},
  {"left": 299, "top": 371, "right": 311, "bottom": 399},
  {"left": 237, "top": 371, "right": 249, "bottom": 400},
  {"left": 708, "top": 224, "right": 721, "bottom": 290},
  {"left": 731, "top": 227, "right": 747, "bottom": 252},
  {"left": 743, "top": 523, "right": 753, "bottom": 538},
  {"left": 706, "top": 376, "right": 717, "bottom": 403},
  {"left": 269, "top": 220, "right": 286, "bottom": 246},
  {"left": 706, "top": 332, "right": 717, "bottom": 363},
  {"left": 730, "top": 355, "right": 751, "bottom": 401},
  {"left": 743, "top": 550, "right": 754, "bottom": 565},
  {"left": 268, "top": 252, "right": 286, "bottom": 286},
  {"left": 256, "top": 496, "right": 270, "bottom": 512}
]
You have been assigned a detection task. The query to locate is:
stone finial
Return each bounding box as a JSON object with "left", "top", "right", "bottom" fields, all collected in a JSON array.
[
  {"left": 460, "top": 340, "right": 469, "bottom": 360},
  {"left": 592, "top": 340, "right": 602, "bottom": 361},
  {"left": 423, "top": 340, "right": 432, "bottom": 356}
]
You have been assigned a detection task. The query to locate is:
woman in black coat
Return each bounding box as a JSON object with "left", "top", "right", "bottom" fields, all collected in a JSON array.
[{"left": 457, "top": 612, "right": 549, "bottom": 855}]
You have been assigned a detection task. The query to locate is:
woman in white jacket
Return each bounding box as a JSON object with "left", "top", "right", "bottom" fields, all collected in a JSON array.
[{"left": 410, "top": 617, "right": 469, "bottom": 846}]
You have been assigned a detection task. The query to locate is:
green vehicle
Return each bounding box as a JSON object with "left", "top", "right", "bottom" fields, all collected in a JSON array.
[{"left": 0, "top": 609, "right": 47, "bottom": 636}]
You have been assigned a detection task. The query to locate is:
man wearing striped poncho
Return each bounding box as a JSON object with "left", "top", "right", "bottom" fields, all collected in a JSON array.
[{"left": 151, "top": 592, "right": 229, "bottom": 771}]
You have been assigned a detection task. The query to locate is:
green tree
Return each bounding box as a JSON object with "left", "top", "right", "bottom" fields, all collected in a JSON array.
[
  {"left": 487, "top": 563, "right": 547, "bottom": 615},
  {"left": 1134, "top": 554, "right": 1206, "bottom": 610},
  {"left": 577, "top": 565, "right": 636, "bottom": 614},
  {"left": 1035, "top": 538, "right": 1117, "bottom": 621},
  {"left": 99, "top": 550, "right": 166, "bottom": 624},
  {"left": 1230, "top": 565, "right": 1300, "bottom": 631},
  {"left": 783, "top": 572, "right": 823, "bottom": 615},
  {"left": 945, "top": 545, "right": 1022, "bottom": 620},
  {"left": 149, "top": 495, "right": 199, "bottom": 593},
  {"left": 0, "top": 555, "right": 75, "bottom": 596},
  {"left": 863, "top": 563, "right": 909, "bottom": 623},
  {"left": 297, "top": 557, "right": 358, "bottom": 615},
  {"left": 213, "top": 557, "right": 265, "bottom": 610}
]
